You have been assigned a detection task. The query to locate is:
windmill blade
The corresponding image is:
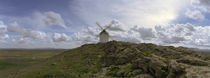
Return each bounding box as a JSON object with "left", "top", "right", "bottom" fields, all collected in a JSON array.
[
  {"left": 105, "top": 20, "right": 117, "bottom": 30},
  {"left": 96, "top": 22, "right": 104, "bottom": 30},
  {"left": 104, "top": 24, "right": 111, "bottom": 30},
  {"left": 104, "top": 22, "right": 113, "bottom": 30}
]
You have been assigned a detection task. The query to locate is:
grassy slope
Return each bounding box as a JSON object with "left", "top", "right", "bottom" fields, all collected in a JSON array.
[
  {"left": 8, "top": 41, "right": 210, "bottom": 78},
  {"left": 17, "top": 44, "right": 105, "bottom": 78}
]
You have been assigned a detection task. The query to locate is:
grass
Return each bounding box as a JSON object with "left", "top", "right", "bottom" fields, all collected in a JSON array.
[
  {"left": 0, "top": 49, "right": 64, "bottom": 64},
  {"left": 13, "top": 44, "right": 105, "bottom": 78},
  {"left": 123, "top": 64, "right": 133, "bottom": 73},
  {"left": 0, "top": 61, "right": 18, "bottom": 69},
  {"left": 0, "top": 49, "right": 64, "bottom": 78},
  {"left": 106, "top": 67, "right": 120, "bottom": 77},
  {"left": 106, "top": 70, "right": 119, "bottom": 76}
]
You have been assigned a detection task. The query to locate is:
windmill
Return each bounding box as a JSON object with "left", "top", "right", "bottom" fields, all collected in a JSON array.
[{"left": 96, "top": 22, "right": 113, "bottom": 43}]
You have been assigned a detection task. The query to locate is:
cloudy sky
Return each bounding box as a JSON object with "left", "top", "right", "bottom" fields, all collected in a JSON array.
[{"left": 0, "top": 0, "right": 210, "bottom": 49}]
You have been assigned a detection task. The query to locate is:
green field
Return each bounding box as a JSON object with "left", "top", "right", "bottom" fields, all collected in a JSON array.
[{"left": 0, "top": 49, "right": 65, "bottom": 78}]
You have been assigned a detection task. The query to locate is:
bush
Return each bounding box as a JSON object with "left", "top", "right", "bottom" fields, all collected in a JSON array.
[
  {"left": 123, "top": 64, "right": 133, "bottom": 73},
  {"left": 106, "top": 70, "right": 119, "bottom": 76}
]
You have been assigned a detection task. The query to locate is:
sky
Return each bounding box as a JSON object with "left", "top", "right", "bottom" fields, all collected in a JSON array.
[{"left": 0, "top": 0, "right": 210, "bottom": 49}]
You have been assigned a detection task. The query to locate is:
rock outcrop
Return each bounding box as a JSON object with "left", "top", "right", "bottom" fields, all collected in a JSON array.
[{"left": 99, "top": 41, "right": 210, "bottom": 78}]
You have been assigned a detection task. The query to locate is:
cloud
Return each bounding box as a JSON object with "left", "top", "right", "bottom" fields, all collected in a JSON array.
[
  {"left": 0, "top": 21, "right": 77, "bottom": 49},
  {"left": 131, "top": 26, "right": 155, "bottom": 40},
  {"left": 188, "top": 26, "right": 210, "bottom": 47},
  {"left": 6, "top": 11, "right": 67, "bottom": 29},
  {"left": 0, "top": 21, "right": 7, "bottom": 34},
  {"left": 191, "top": 0, "right": 210, "bottom": 12},
  {"left": 185, "top": 9, "right": 205, "bottom": 20},
  {"left": 75, "top": 20, "right": 210, "bottom": 49},
  {"left": 44, "top": 11, "right": 66, "bottom": 28},
  {"left": 1, "top": 19, "right": 210, "bottom": 49},
  {"left": 52, "top": 33, "right": 70, "bottom": 42},
  {"left": 11, "top": 37, "right": 29, "bottom": 44},
  {"left": 71, "top": 0, "right": 189, "bottom": 28},
  {"left": 72, "top": 31, "right": 98, "bottom": 44},
  {"left": 33, "top": 11, "right": 66, "bottom": 28},
  {"left": 154, "top": 23, "right": 196, "bottom": 44},
  {"left": 7, "top": 22, "right": 47, "bottom": 39},
  {"left": 0, "top": 21, "right": 9, "bottom": 42},
  {"left": 106, "top": 20, "right": 126, "bottom": 32},
  {"left": 0, "top": 34, "right": 9, "bottom": 40}
]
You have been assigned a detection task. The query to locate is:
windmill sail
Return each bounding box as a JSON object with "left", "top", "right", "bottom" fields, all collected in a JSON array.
[
  {"left": 104, "top": 24, "right": 112, "bottom": 30},
  {"left": 96, "top": 22, "right": 104, "bottom": 30}
]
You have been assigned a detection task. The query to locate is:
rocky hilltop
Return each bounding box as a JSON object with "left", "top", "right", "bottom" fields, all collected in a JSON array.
[{"left": 15, "top": 41, "right": 210, "bottom": 78}]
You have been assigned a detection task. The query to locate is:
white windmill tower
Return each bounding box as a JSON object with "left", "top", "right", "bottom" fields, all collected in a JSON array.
[{"left": 96, "top": 22, "right": 113, "bottom": 43}]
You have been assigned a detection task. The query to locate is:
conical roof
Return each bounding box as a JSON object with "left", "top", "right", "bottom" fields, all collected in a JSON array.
[{"left": 99, "top": 30, "right": 109, "bottom": 35}]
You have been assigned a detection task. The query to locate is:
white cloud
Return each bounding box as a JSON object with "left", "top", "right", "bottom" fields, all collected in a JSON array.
[
  {"left": 0, "top": 21, "right": 77, "bottom": 49},
  {"left": 0, "top": 21, "right": 9, "bottom": 42},
  {"left": 185, "top": 9, "right": 205, "bottom": 20},
  {"left": 11, "top": 37, "right": 29, "bottom": 44},
  {"left": 188, "top": 26, "right": 210, "bottom": 47},
  {"left": 0, "top": 34, "right": 9, "bottom": 40},
  {"left": 0, "top": 21, "right": 7, "bottom": 34},
  {"left": 33, "top": 11, "right": 66, "bottom": 28},
  {"left": 72, "top": 31, "right": 98, "bottom": 44},
  {"left": 52, "top": 33, "right": 70, "bottom": 42},
  {"left": 7, "top": 22, "right": 47, "bottom": 39}
]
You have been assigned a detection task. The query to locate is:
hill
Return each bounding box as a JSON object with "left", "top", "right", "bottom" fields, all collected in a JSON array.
[{"left": 9, "top": 41, "right": 210, "bottom": 78}]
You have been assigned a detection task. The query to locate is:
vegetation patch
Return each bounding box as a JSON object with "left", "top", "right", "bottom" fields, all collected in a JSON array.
[
  {"left": 43, "top": 71, "right": 71, "bottom": 78},
  {"left": 0, "top": 61, "right": 18, "bottom": 69},
  {"left": 106, "top": 69, "right": 119, "bottom": 77},
  {"left": 123, "top": 64, "right": 133, "bottom": 73},
  {"left": 162, "top": 71, "right": 169, "bottom": 77},
  {"left": 106, "top": 66, "right": 120, "bottom": 76}
]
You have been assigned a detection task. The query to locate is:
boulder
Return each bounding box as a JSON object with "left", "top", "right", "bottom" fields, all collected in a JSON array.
[
  {"left": 167, "top": 60, "right": 186, "bottom": 78},
  {"left": 132, "top": 55, "right": 168, "bottom": 78}
]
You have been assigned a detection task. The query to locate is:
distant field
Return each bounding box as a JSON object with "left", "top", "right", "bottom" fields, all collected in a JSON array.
[
  {"left": 199, "top": 52, "right": 210, "bottom": 59},
  {"left": 0, "top": 49, "right": 65, "bottom": 78}
]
